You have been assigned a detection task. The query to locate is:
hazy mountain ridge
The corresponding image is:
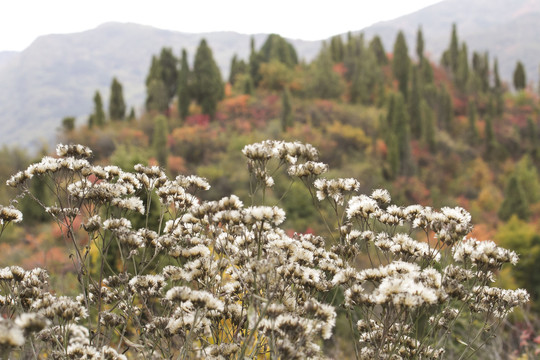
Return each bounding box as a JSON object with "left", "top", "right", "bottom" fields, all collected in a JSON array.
[
  {"left": 0, "top": 22, "right": 320, "bottom": 149},
  {"left": 363, "top": 0, "right": 540, "bottom": 80}
]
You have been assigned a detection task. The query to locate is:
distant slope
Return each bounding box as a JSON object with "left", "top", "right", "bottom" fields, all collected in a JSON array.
[
  {"left": 362, "top": 0, "right": 540, "bottom": 82},
  {"left": 0, "top": 22, "right": 320, "bottom": 149},
  {"left": 0, "top": 51, "right": 18, "bottom": 68}
]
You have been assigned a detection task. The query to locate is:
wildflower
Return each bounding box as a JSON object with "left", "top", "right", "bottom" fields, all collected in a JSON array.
[
  {"left": 0, "top": 205, "right": 23, "bottom": 224},
  {"left": 314, "top": 178, "right": 360, "bottom": 204},
  {"left": 287, "top": 161, "right": 328, "bottom": 178},
  {"left": 0, "top": 318, "right": 24, "bottom": 347},
  {"left": 453, "top": 238, "right": 519, "bottom": 270},
  {"left": 346, "top": 195, "right": 379, "bottom": 219},
  {"left": 56, "top": 144, "right": 93, "bottom": 159}
]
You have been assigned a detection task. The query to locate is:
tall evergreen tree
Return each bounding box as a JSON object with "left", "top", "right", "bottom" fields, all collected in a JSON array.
[
  {"left": 409, "top": 66, "right": 422, "bottom": 138},
  {"left": 369, "top": 35, "right": 388, "bottom": 65},
  {"left": 513, "top": 61, "right": 526, "bottom": 90},
  {"left": 448, "top": 23, "right": 460, "bottom": 73},
  {"left": 159, "top": 48, "right": 179, "bottom": 104},
  {"left": 420, "top": 100, "right": 436, "bottom": 151},
  {"left": 456, "top": 43, "right": 469, "bottom": 91},
  {"left": 91, "top": 90, "right": 106, "bottom": 128},
  {"left": 499, "top": 174, "right": 530, "bottom": 221},
  {"left": 467, "top": 99, "right": 479, "bottom": 142},
  {"left": 259, "top": 34, "right": 298, "bottom": 68},
  {"left": 192, "top": 39, "right": 224, "bottom": 118},
  {"left": 416, "top": 26, "right": 424, "bottom": 62},
  {"left": 308, "top": 44, "right": 345, "bottom": 99},
  {"left": 438, "top": 85, "right": 454, "bottom": 132},
  {"left": 281, "top": 88, "right": 293, "bottom": 132},
  {"left": 485, "top": 98, "right": 497, "bottom": 158},
  {"left": 393, "top": 93, "right": 415, "bottom": 177},
  {"left": 146, "top": 79, "right": 169, "bottom": 113},
  {"left": 109, "top": 77, "right": 126, "bottom": 121},
  {"left": 392, "top": 31, "right": 410, "bottom": 99},
  {"left": 330, "top": 35, "right": 345, "bottom": 63},
  {"left": 228, "top": 54, "right": 247, "bottom": 85},
  {"left": 493, "top": 58, "right": 501, "bottom": 90},
  {"left": 152, "top": 115, "right": 169, "bottom": 169},
  {"left": 178, "top": 49, "right": 191, "bottom": 120},
  {"left": 249, "top": 37, "right": 262, "bottom": 86}
]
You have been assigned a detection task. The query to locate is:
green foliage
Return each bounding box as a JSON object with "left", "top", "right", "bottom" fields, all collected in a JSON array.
[
  {"left": 330, "top": 35, "right": 345, "bottom": 63},
  {"left": 513, "top": 60, "right": 527, "bottom": 90},
  {"left": 145, "top": 79, "right": 169, "bottom": 113},
  {"left": 281, "top": 87, "right": 293, "bottom": 132},
  {"left": 409, "top": 67, "right": 422, "bottom": 138},
  {"left": 192, "top": 39, "right": 224, "bottom": 118},
  {"left": 496, "top": 216, "right": 540, "bottom": 307},
  {"left": 392, "top": 31, "right": 410, "bottom": 99},
  {"left": 109, "top": 77, "right": 126, "bottom": 121},
  {"left": 152, "top": 114, "right": 169, "bottom": 168},
  {"left": 159, "top": 47, "right": 179, "bottom": 103},
  {"left": 467, "top": 99, "right": 479, "bottom": 142},
  {"left": 416, "top": 26, "right": 424, "bottom": 62},
  {"left": 420, "top": 99, "right": 436, "bottom": 151},
  {"left": 442, "top": 23, "right": 460, "bottom": 74},
  {"left": 369, "top": 35, "right": 388, "bottom": 65},
  {"left": 455, "top": 43, "right": 469, "bottom": 91},
  {"left": 61, "top": 116, "right": 75, "bottom": 132},
  {"left": 178, "top": 49, "right": 191, "bottom": 120},
  {"left": 229, "top": 54, "right": 248, "bottom": 85},
  {"left": 90, "top": 90, "right": 106, "bottom": 128},
  {"left": 259, "top": 34, "right": 298, "bottom": 68},
  {"left": 498, "top": 174, "right": 530, "bottom": 221},
  {"left": 307, "top": 44, "right": 345, "bottom": 100}
]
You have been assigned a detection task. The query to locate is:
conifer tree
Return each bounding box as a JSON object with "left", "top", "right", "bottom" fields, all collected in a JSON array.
[
  {"left": 259, "top": 34, "right": 298, "bottom": 68},
  {"left": 513, "top": 61, "right": 526, "bottom": 90},
  {"left": 485, "top": 98, "right": 497, "bottom": 158},
  {"left": 330, "top": 35, "right": 345, "bottom": 63},
  {"left": 229, "top": 54, "right": 247, "bottom": 85},
  {"left": 152, "top": 114, "right": 169, "bottom": 169},
  {"left": 109, "top": 77, "right": 126, "bottom": 121},
  {"left": 467, "top": 99, "right": 479, "bottom": 142},
  {"left": 249, "top": 37, "right": 262, "bottom": 86},
  {"left": 416, "top": 26, "right": 424, "bottom": 62},
  {"left": 499, "top": 175, "right": 530, "bottom": 221},
  {"left": 527, "top": 117, "right": 539, "bottom": 158},
  {"left": 159, "top": 47, "right": 179, "bottom": 104},
  {"left": 192, "top": 39, "right": 224, "bottom": 118},
  {"left": 493, "top": 58, "right": 501, "bottom": 90},
  {"left": 392, "top": 31, "right": 410, "bottom": 99},
  {"left": 456, "top": 43, "right": 469, "bottom": 91},
  {"left": 178, "top": 49, "right": 191, "bottom": 120},
  {"left": 146, "top": 79, "right": 169, "bottom": 113},
  {"left": 92, "top": 90, "right": 106, "bottom": 128},
  {"left": 369, "top": 35, "right": 388, "bottom": 65},
  {"left": 281, "top": 88, "right": 293, "bottom": 132},
  {"left": 493, "top": 58, "right": 504, "bottom": 116},
  {"left": 438, "top": 85, "right": 454, "bottom": 132},
  {"left": 393, "top": 93, "right": 415, "bottom": 177},
  {"left": 409, "top": 66, "right": 422, "bottom": 138},
  {"left": 447, "top": 23, "right": 460, "bottom": 73},
  {"left": 128, "top": 107, "right": 136, "bottom": 121},
  {"left": 62, "top": 117, "right": 75, "bottom": 132},
  {"left": 420, "top": 100, "right": 436, "bottom": 151},
  {"left": 309, "top": 44, "right": 345, "bottom": 100},
  {"left": 145, "top": 56, "right": 162, "bottom": 87}
]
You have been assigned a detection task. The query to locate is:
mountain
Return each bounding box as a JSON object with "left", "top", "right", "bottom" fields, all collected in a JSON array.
[
  {"left": 0, "top": 22, "right": 321, "bottom": 149},
  {"left": 0, "top": 51, "right": 18, "bottom": 68},
  {"left": 362, "top": 0, "right": 540, "bottom": 82}
]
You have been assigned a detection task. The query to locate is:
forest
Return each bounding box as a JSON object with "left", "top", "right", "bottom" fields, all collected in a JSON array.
[{"left": 0, "top": 23, "right": 539, "bottom": 358}]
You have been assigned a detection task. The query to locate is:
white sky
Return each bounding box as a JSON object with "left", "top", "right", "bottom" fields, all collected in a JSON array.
[{"left": 0, "top": 0, "right": 442, "bottom": 52}]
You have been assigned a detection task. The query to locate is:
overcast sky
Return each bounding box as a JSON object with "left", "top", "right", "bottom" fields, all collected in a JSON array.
[{"left": 1, "top": 0, "right": 442, "bottom": 52}]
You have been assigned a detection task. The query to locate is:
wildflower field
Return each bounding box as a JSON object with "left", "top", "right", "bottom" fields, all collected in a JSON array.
[{"left": 0, "top": 142, "right": 529, "bottom": 359}]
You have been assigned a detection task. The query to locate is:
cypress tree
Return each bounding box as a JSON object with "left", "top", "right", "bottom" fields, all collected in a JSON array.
[
  {"left": 192, "top": 39, "right": 224, "bottom": 118},
  {"left": 178, "top": 49, "right": 191, "bottom": 120},
  {"left": 309, "top": 44, "right": 345, "bottom": 100},
  {"left": 393, "top": 93, "right": 415, "bottom": 177},
  {"left": 128, "top": 107, "right": 136, "bottom": 121},
  {"left": 281, "top": 87, "right": 293, "bottom": 132},
  {"left": 420, "top": 100, "right": 436, "bottom": 151},
  {"left": 259, "top": 34, "right": 298, "bottom": 68},
  {"left": 513, "top": 61, "right": 526, "bottom": 90},
  {"left": 416, "top": 26, "right": 424, "bottom": 62},
  {"left": 499, "top": 175, "right": 530, "bottom": 221},
  {"left": 109, "top": 77, "right": 126, "bottom": 121},
  {"left": 159, "top": 47, "right": 179, "bottom": 104},
  {"left": 392, "top": 31, "right": 410, "bottom": 99},
  {"left": 527, "top": 117, "right": 539, "bottom": 158},
  {"left": 145, "top": 56, "right": 162, "bottom": 87},
  {"left": 438, "top": 85, "right": 454, "bottom": 132},
  {"left": 330, "top": 35, "right": 345, "bottom": 63},
  {"left": 493, "top": 58, "right": 501, "bottom": 90},
  {"left": 409, "top": 66, "right": 422, "bottom": 138},
  {"left": 456, "top": 43, "right": 469, "bottom": 91},
  {"left": 369, "top": 35, "right": 388, "bottom": 65},
  {"left": 485, "top": 98, "right": 497, "bottom": 158},
  {"left": 467, "top": 99, "right": 479, "bottom": 142},
  {"left": 92, "top": 90, "right": 106, "bottom": 127},
  {"left": 146, "top": 79, "right": 169, "bottom": 113},
  {"left": 152, "top": 115, "right": 169, "bottom": 169},
  {"left": 62, "top": 117, "right": 75, "bottom": 132},
  {"left": 449, "top": 23, "right": 459, "bottom": 73},
  {"left": 249, "top": 37, "right": 262, "bottom": 86}
]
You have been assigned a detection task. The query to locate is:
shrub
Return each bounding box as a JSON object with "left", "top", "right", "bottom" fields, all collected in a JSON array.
[{"left": 0, "top": 141, "right": 529, "bottom": 359}]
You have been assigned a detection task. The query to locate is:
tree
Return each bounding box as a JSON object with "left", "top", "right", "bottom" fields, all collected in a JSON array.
[
  {"left": 192, "top": 39, "right": 224, "bottom": 118},
  {"left": 178, "top": 49, "right": 191, "bottom": 120},
  {"left": 442, "top": 23, "right": 460, "bottom": 74},
  {"left": 281, "top": 88, "right": 293, "bottom": 132},
  {"left": 109, "top": 77, "right": 126, "bottom": 121},
  {"left": 416, "top": 26, "right": 424, "bottom": 62},
  {"left": 330, "top": 35, "right": 345, "bottom": 63},
  {"left": 420, "top": 100, "right": 436, "bottom": 151},
  {"left": 513, "top": 61, "right": 526, "bottom": 90},
  {"left": 455, "top": 43, "right": 469, "bottom": 91},
  {"left": 229, "top": 54, "right": 247, "bottom": 85},
  {"left": 159, "top": 48, "right": 179, "bottom": 104},
  {"left": 249, "top": 37, "right": 263, "bottom": 86},
  {"left": 369, "top": 35, "right": 388, "bottom": 65},
  {"left": 467, "top": 99, "right": 479, "bottom": 142},
  {"left": 392, "top": 31, "right": 410, "bottom": 99},
  {"left": 259, "top": 34, "right": 298, "bottom": 68},
  {"left": 146, "top": 79, "right": 169, "bottom": 113},
  {"left": 484, "top": 98, "right": 497, "bottom": 158},
  {"left": 61, "top": 117, "right": 75, "bottom": 132},
  {"left": 393, "top": 92, "right": 415, "bottom": 177},
  {"left": 152, "top": 115, "right": 169, "bottom": 168},
  {"left": 128, "top": 107, "right": 136, "bottom": 121},
  {"left": 498, "top": 174, "right": 530, "bottom": 221},
  {"left": 308, "top": 44, "right": 345, "bottom": 100},
  {"left": 409, "top": 67, "right": 422, "bottom": 138},
  {"left": 91, "top": 90, "right": 105, "bottom": 128}
]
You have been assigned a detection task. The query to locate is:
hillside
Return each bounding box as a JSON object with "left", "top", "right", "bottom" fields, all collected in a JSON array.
[
  {"left": 0, "top": 23, "right": 320, "bottom": 149},
  {"left": 363, "top": 0, "right": 540, "bottom": 81}
]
